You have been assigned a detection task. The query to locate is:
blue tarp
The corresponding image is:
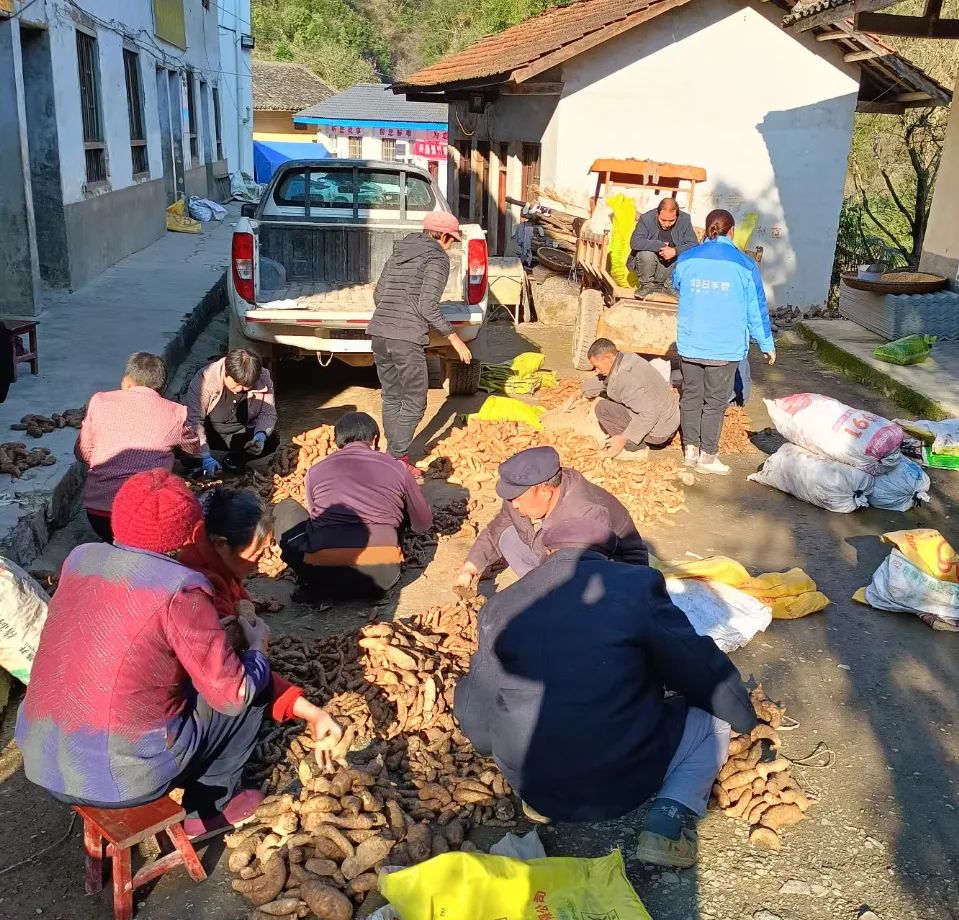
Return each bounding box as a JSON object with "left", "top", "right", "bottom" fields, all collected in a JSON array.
[{"left": 253, "top": 140, "right": 330, "bottom": 184}]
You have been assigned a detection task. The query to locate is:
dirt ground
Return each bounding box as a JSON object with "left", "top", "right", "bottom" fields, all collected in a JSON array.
[{"left": 0, "top": 316, "right": 957, "bottom": 920}]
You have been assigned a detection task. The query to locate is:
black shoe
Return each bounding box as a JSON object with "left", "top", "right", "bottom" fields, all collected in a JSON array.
[{"left": 223, "top": 456, "right": 248, "bottom": 473}]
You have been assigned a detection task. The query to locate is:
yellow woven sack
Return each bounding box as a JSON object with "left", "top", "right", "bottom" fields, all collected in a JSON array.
[
  {"left": 379, "top": 850, "right": 653, "bottom": 920},
  {"left": 733, "top": 212, "right": 758, "bottom": 251},
  {"left": 654, "top": 555, "right": 751, "bottom": 586},
  {"left": 607, "top": 194, "right": 637, "bottom": 288},
  {"left": 468, "top": 395, "right": 546, "bottom": 429},
  {"left": 510, "top": 352, "right": 545, "bottom": 377},
  {"left": 881, "top": 528, "right": 959, "bottom": 582},
  {"left": 166, "top": 198, "right": 201, "bottom": 234}
]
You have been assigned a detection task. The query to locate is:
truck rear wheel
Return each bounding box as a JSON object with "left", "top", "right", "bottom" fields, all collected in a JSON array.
[
  {"left": 572, "top": 289, "right": 605, "bottom": 370},
  {"left": 445, "top": 359, "right": 482, "bottom": 396},
  {"left": 229, "top": 310, "right": 274, "bottom": 362}
]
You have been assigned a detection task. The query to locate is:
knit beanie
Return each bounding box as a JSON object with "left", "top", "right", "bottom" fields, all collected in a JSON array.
[{"left": 112, "top": 469, "right": 203, "bottom": 554}]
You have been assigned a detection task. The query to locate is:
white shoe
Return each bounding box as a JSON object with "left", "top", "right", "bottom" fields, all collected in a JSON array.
[
  {"left": 696, "top": 455, "right": 730, "bottom": 476},
  {"left": 683, "top": 446, "right": 700, "bottom": 468},
  {"left": 614, "top": 447, "right": 649, "bottom": 464}
]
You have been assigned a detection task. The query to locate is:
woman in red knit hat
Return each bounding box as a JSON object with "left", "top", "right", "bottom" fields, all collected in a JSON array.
[{"left": 17, "top": 469, "right": 340, "bottom": 837}]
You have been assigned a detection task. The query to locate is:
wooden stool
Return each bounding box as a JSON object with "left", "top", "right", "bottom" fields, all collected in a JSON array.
[
  {"left": 3, "top": 320, "right": 39, "bottom": 378},
  {"left": 75, "top": 797, "right": 207, "bottom": 920}
]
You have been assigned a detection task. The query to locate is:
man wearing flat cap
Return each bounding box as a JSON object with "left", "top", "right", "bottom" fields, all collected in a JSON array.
[
  {"left": 454, "top": 521, "right": 757, "bottom": 870},
  {"left": 453, "top": 445, "right": 648, "bottom": 594}
]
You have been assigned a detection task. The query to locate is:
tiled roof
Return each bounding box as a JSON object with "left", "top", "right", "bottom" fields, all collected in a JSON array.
[
  {"left": 252, "top": 60, "right": 334, "bottom": 112},
  {"left": 295, "top": 82, "right": 448, "bottom": 123},
  {"left": 782, "top": 0, "right": 858, "bottom": 26},
  {"left": 399, "top": 0, "right": 674, "bottom": 89}
]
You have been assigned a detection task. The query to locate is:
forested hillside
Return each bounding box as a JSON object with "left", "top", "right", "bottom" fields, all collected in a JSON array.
[{"left": 251, "top": 0, "right": 568, "bottom": 89}]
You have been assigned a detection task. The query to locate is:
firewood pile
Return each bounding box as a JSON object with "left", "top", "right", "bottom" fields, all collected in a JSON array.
[
  {"left": 232, "top": 597, "right": 512, "bottom": 917},
  {"left": 421, "top": 421, "right": 687, "bottom": 524},
  {"left": 526, "top": 206, "right": 582, "bottom": 255},
  {"left": 710, "top": 685, "right": 813, "bottom": 851},
  {"left": 11, "top": 408, "right": 85, "bottom": 438}
]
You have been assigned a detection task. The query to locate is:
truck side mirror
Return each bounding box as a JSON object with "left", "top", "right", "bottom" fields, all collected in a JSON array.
[{"left": 240, "top": 203, "right": 257, "bottom": 218}]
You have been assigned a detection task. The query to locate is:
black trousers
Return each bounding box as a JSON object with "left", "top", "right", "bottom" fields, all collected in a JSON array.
[
  {"left": 594, "top": 398, "right": 678, "bottom": 449},
  {"left": 181, "top": 422, "right": 280, "bottom": 469},
  {"left": 371, "top": 336, "right": 428, "bottom": 459},
  {"left": 679, "top": 359, "right": 738, "bottom": 456},
  {"left": 87, "top": 511, "right": 114, "bottom": 543}
]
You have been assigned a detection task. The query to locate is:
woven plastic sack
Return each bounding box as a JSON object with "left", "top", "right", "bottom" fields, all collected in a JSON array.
[
  {"left": 510, "top": 352, "right": 545, "bottom": 376},
  {"left": 895, "top": 417, "right": 959, "bottom": 455},
  {"left": 874, "top": 334, "right": 936, "bottom": 366},
  {"left": 748, "top": 443, "right": 875, "bottom": 513},
  {"left": 881, "top": 528, "right": 959, "bottom": 582},
  {"left": 764, "top": 393, "right": 903, "bottom": 474},
  {"left": 166, "top": 198, "right": 201, "bottom": 234},
  {"left": 665, "top": 577, "right": 772, "bottom": 652},
  {"left": 607, "top": 194, "right": 637, "bottom": 288},
  {"left": 0, "top": 556, "right": 50, "bottom": 683},
  {"left": 379, "top": 850, "right": 653, "bottom": 920},
  {"left": 468, "top": 395, "right": 546, "bottom": 429},
  {"left": 854, "top": 548, "right": 959, "bottom": 630},
  {"left": 868, "top": 458, "right": 930, "bottom": 512}
]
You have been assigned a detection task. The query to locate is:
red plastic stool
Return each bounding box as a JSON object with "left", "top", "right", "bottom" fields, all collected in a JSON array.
[{"left": 75, "top": 797, "right": 207, "bottom": 920}]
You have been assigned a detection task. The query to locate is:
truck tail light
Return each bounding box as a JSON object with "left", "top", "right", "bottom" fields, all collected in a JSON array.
[
  {"left": 467, "top": 238, "right": 488, "bottom": 306},
  {"left": 232, "top": 232, "right": 255, "bottom": 304}
]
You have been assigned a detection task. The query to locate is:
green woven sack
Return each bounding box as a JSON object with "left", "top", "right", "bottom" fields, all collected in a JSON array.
[{"left": 874, "top": 334, "right": 936, "bottom": 366}]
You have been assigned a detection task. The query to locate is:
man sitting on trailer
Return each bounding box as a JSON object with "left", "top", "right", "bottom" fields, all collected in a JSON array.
[
  {"left": 453, "top": 445, "right": 648, "bottom": 595},
  {"left": 628, "top": 199, "right": 699, "bottom": 298},
  {"left": 581, "top": 338, "right": 680, "bottom": 460}
]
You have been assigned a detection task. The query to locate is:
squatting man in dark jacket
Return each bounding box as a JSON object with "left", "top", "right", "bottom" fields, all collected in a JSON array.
[
  {"left": 582, "top": 337, "right": 680, "bottom": 460},
  {"left": 628, "top": 198, "right": 699, "bottom": 298},
  {"left": 367, "top": 211, "right": 473, "bottom": 477},
  {"left": 453, "top": 445, "right": 649, "bottom": 595},
  {"left": 454, "top": 519, "right": 758, "bottom": 868}
]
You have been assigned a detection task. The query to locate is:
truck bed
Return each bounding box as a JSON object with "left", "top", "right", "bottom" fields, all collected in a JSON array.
[{"left": 257, "top": 223, "right": 464, "bottom": 308}]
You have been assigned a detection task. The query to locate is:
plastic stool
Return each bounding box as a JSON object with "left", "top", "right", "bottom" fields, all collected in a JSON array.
[
  {"left": 75, "top": 797, "right": 207, "bottom": 920},
  {"left": 3, "top": 320, "right": 38, "bottom": 379}
]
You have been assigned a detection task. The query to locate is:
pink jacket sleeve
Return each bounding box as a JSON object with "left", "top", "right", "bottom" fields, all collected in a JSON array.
[{"left": 162, "top": 585, "right": 271, "bottom": 716}]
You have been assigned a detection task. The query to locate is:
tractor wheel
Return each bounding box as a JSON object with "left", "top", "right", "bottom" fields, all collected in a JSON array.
[{"left": 572, "top": 289, "right": 605, "bottom": 370}]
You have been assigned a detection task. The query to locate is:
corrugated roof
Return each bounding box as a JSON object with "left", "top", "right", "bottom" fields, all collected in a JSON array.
[
  {"left": 295, "top": 82, "right": 448, "bottom": 123},
  {"left": 399, "top": 0, "right": 683, "bottom": 88},
  {"left": 252, "top": 60, "right": 334, "bottom": 112}
]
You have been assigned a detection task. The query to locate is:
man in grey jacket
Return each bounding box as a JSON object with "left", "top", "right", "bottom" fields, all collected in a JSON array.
[
  {"left": 628, "top": 199, "right": 699, "bottom": 298},
  {"left": 367, "top": 211, "right": 472, "bottom": 474},
  {"left": 582, "top": 338, "right": 680, "bottom": 460}
]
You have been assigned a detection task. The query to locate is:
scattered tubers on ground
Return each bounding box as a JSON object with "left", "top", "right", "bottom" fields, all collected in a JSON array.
[
  {"left": 228, "top": 597, "right": 515, "bottom": 914},
  {"left": 0, "top": 442, "right": 56, "bottom": 478},
  {"left": 710, "top": 685, "right": 813, "bottom": 851}
]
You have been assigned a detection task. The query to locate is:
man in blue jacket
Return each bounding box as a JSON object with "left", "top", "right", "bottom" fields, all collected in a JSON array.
[
  {"left": 628, "top": 199, "right": 699, "bottom": 298},
  {"left": 454, "top": 520, "right": 757, "bottom": 869}
]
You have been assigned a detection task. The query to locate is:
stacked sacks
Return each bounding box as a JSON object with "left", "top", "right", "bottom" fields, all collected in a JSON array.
[{"left": 750, "top": 394, "right": 929, "bottom": 513}]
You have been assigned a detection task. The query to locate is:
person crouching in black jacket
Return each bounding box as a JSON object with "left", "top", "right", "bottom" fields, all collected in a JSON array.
[
  {"left": 367, "top": 212, "right": 473, "bottom": 478},
  {"left": 454, "top": 519, "right": 758, "bottom": 870}
]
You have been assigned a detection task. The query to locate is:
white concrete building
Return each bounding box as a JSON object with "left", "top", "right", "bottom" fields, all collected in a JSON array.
[
  {"left": 396, "top": 0, "right": 949, "bottom": 308},
  {"left": 295, "top": 83, "right": 449, "bottom": 191},
  {"left": 0, "top": 0, "right": 232, "bottom": 315},
  {"left": 217, "top": 0, "right": 254, "bottom": 179}
]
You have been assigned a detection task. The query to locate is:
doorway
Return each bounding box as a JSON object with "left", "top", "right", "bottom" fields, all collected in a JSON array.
[{"left": 156, "top": 67, "right": 184, "bottom": 203}]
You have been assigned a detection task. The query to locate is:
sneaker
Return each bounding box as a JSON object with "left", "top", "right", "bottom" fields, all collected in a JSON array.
[
  {"left": 395, "top": 455, "right": 424, "bottom": 480},
  {"left": 635, "top": 827, "right": 698, "bottom": 869},
  {"left": 521, "top": 800, "right": 552, "bottom": 825},
  {"left": 683, "top": 446, "right": 700, "bottom": 468},
  {"left": 183, "top": 788, "right": 265, "bottom": 841},
  {"left": 696, "top": 455, "right": 730, "bottom": 476}
]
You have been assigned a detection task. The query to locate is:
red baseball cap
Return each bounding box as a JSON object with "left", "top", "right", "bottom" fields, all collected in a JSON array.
[{"left": 423, "top": 211, "right": 462, "bottom": 240}]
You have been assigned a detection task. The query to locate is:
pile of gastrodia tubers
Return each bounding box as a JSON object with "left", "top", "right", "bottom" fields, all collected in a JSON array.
[{"left": 711, "top": 685, "right": 814, "bottom": 851}]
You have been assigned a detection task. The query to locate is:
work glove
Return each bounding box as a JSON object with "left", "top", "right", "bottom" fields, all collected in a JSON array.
[
  {"left": 245, "top": 432, "right": 267, "bottom": 456},
  {"left": 201, "top": 454, "right": 222, "bottom": 478}
]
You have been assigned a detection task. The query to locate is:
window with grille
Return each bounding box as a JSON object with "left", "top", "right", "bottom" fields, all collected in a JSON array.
[
  {"left": 348, "top": 135, "right": 362, "bottom": 159},
  {"left": 123, "top": 49, "right": 149, "bottom": 177},
  {"left": 521, "top": 143, "right": 541, "bottom": 202},
  {"left": 76, "top": 30, "right": 107, "bottom": 185},
  {"left": 381, "top": 138, "right": 396, "bottom": 161},
  {"left": 212, "top": 86, "right": 224, "bottom": 160},
  {"left": 186, "top": 73, "right": 199, "bottom": 163}
]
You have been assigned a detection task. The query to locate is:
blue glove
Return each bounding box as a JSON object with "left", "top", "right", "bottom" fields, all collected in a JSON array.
[
  {"left": 201, "top": 454, "right": 221, "bottom": 477},
  {"left": 245, "top": 431, "right": 267, "bottom": 456}
]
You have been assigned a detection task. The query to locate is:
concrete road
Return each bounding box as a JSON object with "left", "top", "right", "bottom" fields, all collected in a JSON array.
[{"left": 0, "top": 319, "right": 956, "bottom": 920}]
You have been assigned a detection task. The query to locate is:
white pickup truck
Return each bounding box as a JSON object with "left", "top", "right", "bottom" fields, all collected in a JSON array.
[{"left": 227, "top": 159, "right": 489, "bottom": 394}]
